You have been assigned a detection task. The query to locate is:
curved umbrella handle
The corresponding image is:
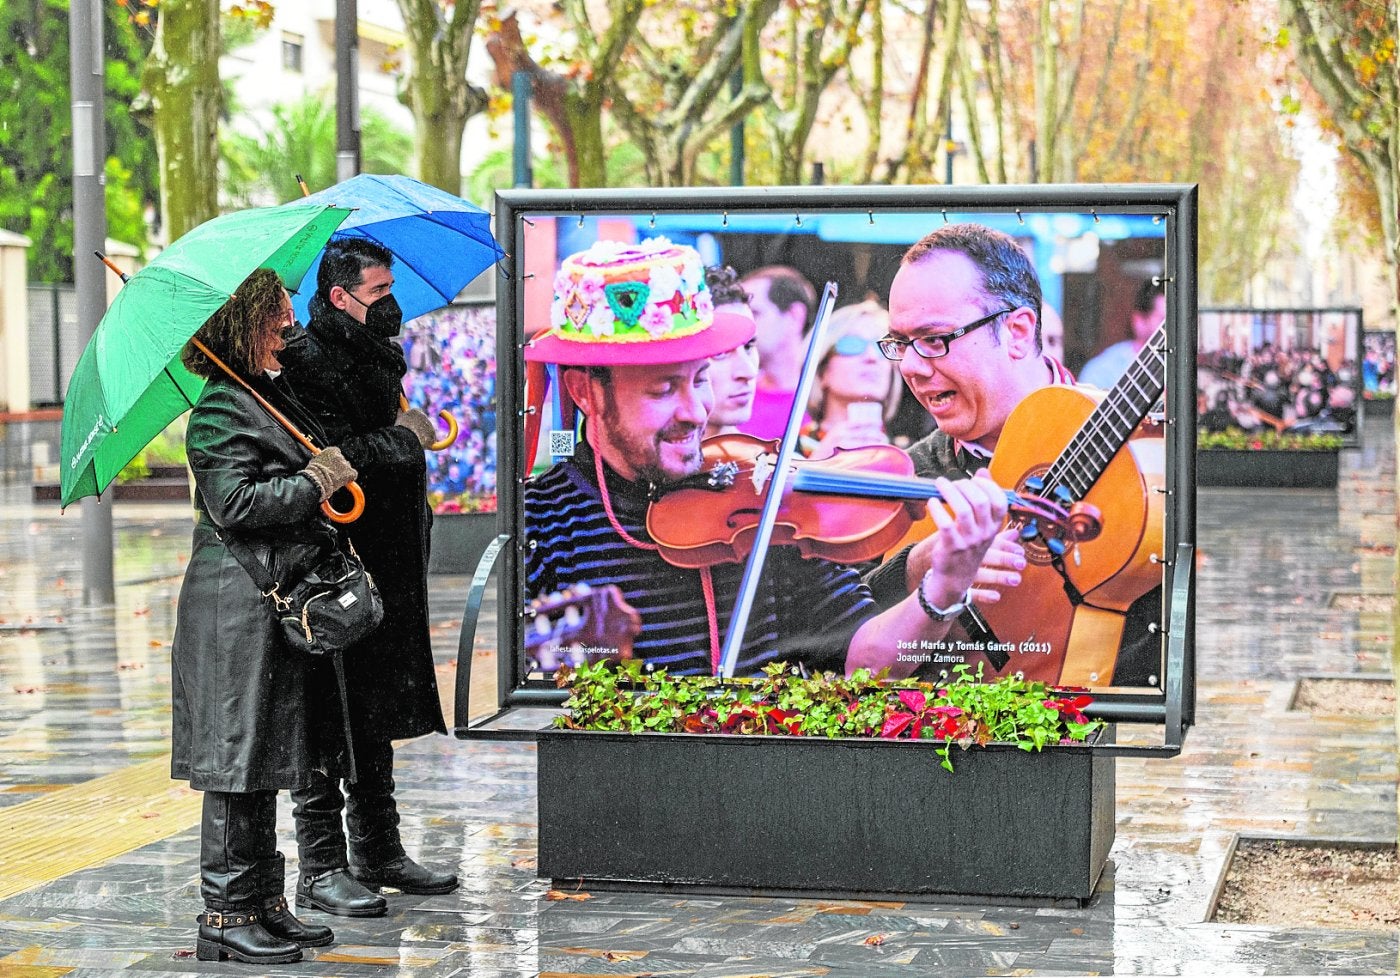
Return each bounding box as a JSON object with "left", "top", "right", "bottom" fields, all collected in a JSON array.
[
  {"left": 399, "top": 394, "right": 459, "bottom": 451},
  {"left": 323, "top": 479, "right": 366, "bottom": 524},
  {"left": 190, "top": 337, "right": 367, "bottom": 525}
]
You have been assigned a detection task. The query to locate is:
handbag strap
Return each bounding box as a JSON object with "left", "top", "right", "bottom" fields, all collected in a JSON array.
[{"left": 216, "top": 529, "right": 293, "bottom": 611}]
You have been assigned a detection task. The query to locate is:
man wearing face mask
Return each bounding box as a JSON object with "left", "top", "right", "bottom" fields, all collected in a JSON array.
[{"left": 277, "top": 239, "right": 457, "bottom": 919}]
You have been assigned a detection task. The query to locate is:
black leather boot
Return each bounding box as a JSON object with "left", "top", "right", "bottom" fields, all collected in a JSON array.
[
  {"left": 195, "top": 907, "right": 303, "bottom": 964},
  {"left": 351, "top": 854, "right": 459, "bottom": 895},
  {"left": 257, "top": 853, "right": 333, "bottom": 947},
  {"left": 296, "top": 867, "right": 387, "bottom": 918}
]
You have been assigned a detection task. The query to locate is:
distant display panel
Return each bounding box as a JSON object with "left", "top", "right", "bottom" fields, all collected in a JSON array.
[
  {"left": 402, "top": 302, "right": 497, "bottom": 513},
  {"left": 1197, "top": 308, "right": 1363, "bottom": 447}
]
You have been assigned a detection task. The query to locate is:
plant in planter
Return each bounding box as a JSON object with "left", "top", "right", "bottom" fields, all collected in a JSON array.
[
  {"left": 555, "top": 659, "right": 1104, "bottom": 772},
  {"left": 427, "top": 490, "right": 498, "bottom": 515},
  {"left": 1197, "top": 428, "right": 1343, "bottom": 452}
]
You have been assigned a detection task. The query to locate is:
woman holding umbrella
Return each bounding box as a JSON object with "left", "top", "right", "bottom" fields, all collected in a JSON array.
[{"left": 172, "top": 268, "right": 360, "bottom": 964}]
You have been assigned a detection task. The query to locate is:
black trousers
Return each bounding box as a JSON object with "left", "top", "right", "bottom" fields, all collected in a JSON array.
[
  {"left": 290, "top": 734, "right": 403, "bottom": 873},
  {"left": 200, "top": 790, "right": 277, "bottom": 909}
]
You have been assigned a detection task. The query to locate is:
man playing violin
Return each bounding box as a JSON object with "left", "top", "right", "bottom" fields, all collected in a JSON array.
[
  {"left": 865, "top": 222, "right": 1161, "bottom": 686},
  {"left": 524, "top": 238, "right": 1022, "bottom": 680}
]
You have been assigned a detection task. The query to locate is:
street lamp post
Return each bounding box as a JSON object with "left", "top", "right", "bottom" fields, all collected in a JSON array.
[
  {"left": 70, "top": 0, "right": 115, "bottom": 605},
  {"left": 336, "top": 0, "right": 361, "bottom": 182}
]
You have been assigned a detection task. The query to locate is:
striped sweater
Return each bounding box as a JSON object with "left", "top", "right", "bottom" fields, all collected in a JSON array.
[{"left": 524, "top": 440, "right": 874, "bottom": 676}]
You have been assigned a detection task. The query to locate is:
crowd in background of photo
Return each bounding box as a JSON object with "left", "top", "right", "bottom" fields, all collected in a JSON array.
[
  {"left": 1363, "top": 330, "right": 1396, "bottom": 398},
  {"left": 401, "top": 303, "right": 498, "bottom": 514},
  {"left": 1195, "top": 309, "right": 1362, "bottom": 442}
]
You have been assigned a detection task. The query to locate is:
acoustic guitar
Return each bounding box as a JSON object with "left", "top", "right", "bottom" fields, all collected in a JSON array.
[
  {"left": 525, "top": 583, "right": 641, "bottom": 674},
  {"left": 890, "top": 325, "right": 1168, "bottom": 686}
]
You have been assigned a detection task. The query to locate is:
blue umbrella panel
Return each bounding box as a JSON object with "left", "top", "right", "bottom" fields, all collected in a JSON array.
[{"left": 290, "top": 174, "right": 505, "bottom": 324}]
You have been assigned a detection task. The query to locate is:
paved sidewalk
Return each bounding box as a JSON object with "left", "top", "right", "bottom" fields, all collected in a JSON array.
[{"left": 0, "top": 419, "right": 1395, "bottom": 976}]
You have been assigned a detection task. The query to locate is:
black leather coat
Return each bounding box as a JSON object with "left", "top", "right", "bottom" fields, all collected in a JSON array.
[
  {"left": 171, "top": 377, "right": 353, "bottom": 792},
  {"left": 279, "top": 307, "right": 446, "bottom": 742}
]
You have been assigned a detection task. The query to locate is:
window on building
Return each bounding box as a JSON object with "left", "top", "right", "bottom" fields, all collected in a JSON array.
[{"left": 282, "top": 33, "right": 303, "bottom": 73}]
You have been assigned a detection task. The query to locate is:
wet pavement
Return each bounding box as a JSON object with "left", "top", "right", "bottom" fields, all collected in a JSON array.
[{"left": 0, "top": 418, "right": 1396, "bottom": 976}]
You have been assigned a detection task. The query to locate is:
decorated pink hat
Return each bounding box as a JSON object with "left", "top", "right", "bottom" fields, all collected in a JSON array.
[{"left": 525, "top": 237, "right": 755, "bottom": 365}]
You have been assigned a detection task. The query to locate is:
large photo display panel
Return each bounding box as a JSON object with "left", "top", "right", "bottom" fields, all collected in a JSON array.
[
  {"left": 1197, "top": 308, "right": 1363, "bottom": 447},
  {"left": 513, "top": 203, "right": 1179, "bottom": 695}
]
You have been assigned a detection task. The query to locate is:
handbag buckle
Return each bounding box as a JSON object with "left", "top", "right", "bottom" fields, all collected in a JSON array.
[{"left": 262, "top": 585, "right": 292, "bottom": 612}]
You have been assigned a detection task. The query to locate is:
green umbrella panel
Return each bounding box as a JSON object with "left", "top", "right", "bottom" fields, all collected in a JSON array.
[{"left": 60, "top": 203, "right": 353, "bottom": 508}]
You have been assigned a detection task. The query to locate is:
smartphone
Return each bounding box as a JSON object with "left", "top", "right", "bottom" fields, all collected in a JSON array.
[{"left": 848, "top": 401, "right": 883, "bottom": 427}]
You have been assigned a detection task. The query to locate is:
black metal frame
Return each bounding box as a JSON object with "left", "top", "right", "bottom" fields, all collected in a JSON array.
[
  {"left": 1198, "top": 305, "right": 1366, "bottom": 449},
  {"left": 457, "top": 183, "right": 1199, "bottom": 756}
]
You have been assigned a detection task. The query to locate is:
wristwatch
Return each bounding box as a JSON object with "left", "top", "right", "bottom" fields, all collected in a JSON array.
[{"left": 918, "top": 572, "right": 971, "bottom": 622}]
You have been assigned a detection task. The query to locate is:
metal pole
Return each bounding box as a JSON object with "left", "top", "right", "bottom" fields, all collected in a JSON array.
[
  {"left": 335, "top": 0, "right": 361, "bottom": 182},
  {"left": 511, "top": 71, "right": 532, "bottom": 188},
  {"left": 729, "top": 69, "right": 744, "bottom": 186},
  {"left": 69, "top": 0, "right": 114, "bottom": 605},
  {"left": 944, "top": 100, "right": 954, "bottom": 185}
]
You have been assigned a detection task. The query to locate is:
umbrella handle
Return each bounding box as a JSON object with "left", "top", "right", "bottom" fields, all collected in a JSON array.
[
  {"left": 399, "top": 394, "right": 459, "bottom": 451},
  {"left": 191, "top": 337, "right": 366, "bottom": 524},
  {"left": 323, "top": 480, "right": 366, "bottom": 523}
]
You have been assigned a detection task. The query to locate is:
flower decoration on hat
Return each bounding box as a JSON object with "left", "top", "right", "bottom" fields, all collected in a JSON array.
[{"left": 527, "top": 237, "right": 755, "bottom": 368}]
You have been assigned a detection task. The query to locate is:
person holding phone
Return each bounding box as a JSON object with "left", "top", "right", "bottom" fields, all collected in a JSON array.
[{"left": 802, "top": 299, "right": 903, "bottom": 457}]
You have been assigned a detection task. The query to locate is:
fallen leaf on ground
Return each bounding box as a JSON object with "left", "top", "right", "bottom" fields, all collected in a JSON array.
[{"left": 864, "top": 934, "right": 888, "bottom": 946}]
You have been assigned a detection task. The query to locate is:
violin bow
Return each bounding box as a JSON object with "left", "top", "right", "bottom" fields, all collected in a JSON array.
[{"left": 716, "top": 281, "right": 839, "bottom": 679}]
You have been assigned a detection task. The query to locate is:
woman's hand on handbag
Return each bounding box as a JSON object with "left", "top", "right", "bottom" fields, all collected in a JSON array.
[
  {"left": 394, "top": 408, "right": 436, "bottom": 449},
  {"left": 302, "top": 446, "right": 358, "bottom": 501}
]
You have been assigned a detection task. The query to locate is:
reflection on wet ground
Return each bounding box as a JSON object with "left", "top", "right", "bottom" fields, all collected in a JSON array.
[{"left": 0, "top": 418, "right": 1396, "bottom": 975}]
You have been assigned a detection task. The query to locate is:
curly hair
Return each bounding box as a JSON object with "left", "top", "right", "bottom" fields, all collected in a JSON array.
[
  {"left": 181, "top": 268, "right": 288, "bottom": 378},
  {"left": 704, "top": 265, "right": 751, "bottom": 307}
]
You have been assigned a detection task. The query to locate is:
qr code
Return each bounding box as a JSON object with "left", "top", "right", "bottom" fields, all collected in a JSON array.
[{"left": 549, "top": 430, "right": 576, "bottom": 457}]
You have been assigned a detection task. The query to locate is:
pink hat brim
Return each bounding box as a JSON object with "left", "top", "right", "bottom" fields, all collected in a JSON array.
[{"left": 524, "top": 310, "right": 756, "bottom": 367}]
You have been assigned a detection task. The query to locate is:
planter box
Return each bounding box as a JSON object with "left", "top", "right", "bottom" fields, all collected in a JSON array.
[
  {"left": 538, "top": 727, "right": 1115, "bottom": 905},
  {"left": 1196, "top": 449, "right": 1339, "bottom": 488},
  {"left": 428, "top": 511, "right": 500, "bottom": 574},
  {"left": 1363, "top": 396, "right": 1395, "bottom": 419}
]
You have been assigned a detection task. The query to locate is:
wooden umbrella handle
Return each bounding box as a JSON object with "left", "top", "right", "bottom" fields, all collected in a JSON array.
[
  {"left": 399, "top": 394, "right": 459, "bottom": 451},
  {"left": 191, "top": 338, "right": 365, "bottom": 523}
]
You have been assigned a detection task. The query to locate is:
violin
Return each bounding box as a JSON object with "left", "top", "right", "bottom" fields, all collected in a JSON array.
[{"left": 646, "top": 433, "right": 1101, "bottom": 570}]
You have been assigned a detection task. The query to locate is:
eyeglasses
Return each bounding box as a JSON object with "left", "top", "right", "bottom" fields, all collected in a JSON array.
[
  {"left": 831, "top": 334, "right": 880, "bottom": 357},
  {"left": 877, "top": 308, "right": 1015, "bottom": 361}
]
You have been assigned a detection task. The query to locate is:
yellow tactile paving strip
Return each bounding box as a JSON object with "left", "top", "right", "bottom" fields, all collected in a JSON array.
[{"left": 0, "top": 755, "right": 200, "bottom": 901}]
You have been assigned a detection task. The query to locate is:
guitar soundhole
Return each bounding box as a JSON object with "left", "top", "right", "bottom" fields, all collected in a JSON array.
[{"left": 1014, "top": 466, "right": 1059, "bottom": 567}]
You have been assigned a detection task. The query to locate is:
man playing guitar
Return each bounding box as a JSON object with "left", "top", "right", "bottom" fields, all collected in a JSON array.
[{"left": 866, "top": 223, "right": 1165, "bottom": 687}]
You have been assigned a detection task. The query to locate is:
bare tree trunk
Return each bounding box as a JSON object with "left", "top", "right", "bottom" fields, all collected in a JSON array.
[
  {"left": 857, "top": 0, "right": 884, "bottom": 184},
  {"left": 142, "top": 0, "right": 220, "bottom": 240},
  {"left": 397, "top": 0, "right": 487, "bottom": 195}
]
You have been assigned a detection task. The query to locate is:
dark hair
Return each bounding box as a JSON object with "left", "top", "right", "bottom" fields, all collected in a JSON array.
[
  {"left": 1133, "top": 278, "right": 1165, "bottom": 314},
  {"left": 741, "top": 265, "right": 815, "bottom": 314},
  {"left": 316, "top": 237, "right": 394, "bottom": 300},
  {"left": 901, "top": 223, "right": 1042, "bottom": 350},
  {"left": 705, "top": 265, "right": 750, "bottom": 307},
  {"left": 182, "top": 268, "right": 287, "bottom": 378}
]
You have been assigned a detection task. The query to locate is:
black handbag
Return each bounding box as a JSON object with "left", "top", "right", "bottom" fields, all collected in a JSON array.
[{"left": 222, "top": 532, "right": 384, "bottom": 656}]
